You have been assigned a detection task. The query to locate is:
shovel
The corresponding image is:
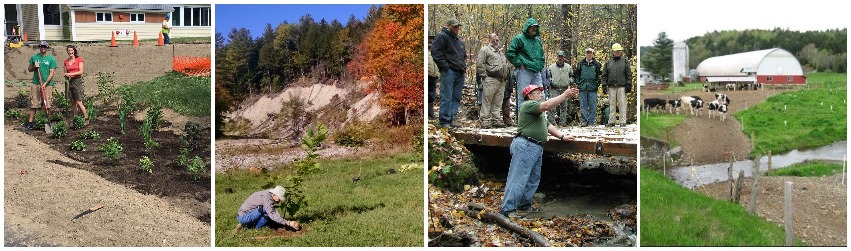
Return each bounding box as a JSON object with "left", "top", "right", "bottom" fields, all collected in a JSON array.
[
  {"left": 71, "top": 204, "right": 104, "bottom": 221},
  {"left": 37, "top": 65, "right": 55, "bottom": 133}
]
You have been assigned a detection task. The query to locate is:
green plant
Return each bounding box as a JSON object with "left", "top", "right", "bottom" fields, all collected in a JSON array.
[
  {"left": 147, "top": 103, "right": 163, "bottom": 130},
  {"left": 52, "top": 89, "right": 72, "bottom": 115},
  {"left": 71, "top": 115, "right": 86, "bottom": 130},
  {"left": 15, "top": 89, "right": 29, "bottom": 108},
  {"left": 52, "top": 121, "right": 67, "bottom": 138},
  {"left": 187, "top": 156, "right": 207, "bottom": 181},
  {"left": 5, "top": 109, "right": 23, "bottom": 119},
  {"left": 332, "top": 122, "right": 373, "bottom": 147},
  {"left": 280, "top": 123, "right": 328, "bottom": 217},
  {"left": 98, "top": 137, "right": 123, "bottom": 162},
  {"left": 178, "top": 147, "right": 190, "bottom": 168},
  {"left": 96, "top": 72, "right": 119, "bottom": 106},
  {"left": 140, "top": 156, "right": 154, "bottom": 174},
  {"left": 80, "top": 130, "right": 101, "bottom": 140},
  {"left": 32, "top": 111, "right": 48, "bottom": 130},
  {"left": 117, "top": 104, "right": 130, "bottom": 134},
  {"left": 140, "top": 117, "right": 160, "bottom": 149},
  {"left": 49, "top": 110, "right": 64, "bottom": 122},
  {"left": 180, "top": 122, "right": 203, "bottom": 150},
  {"left": 83, "top": 97, "right": 99, "bottom": 120},
  {"left": 67, "top": 140, "right": 87, "bottom": 151}
]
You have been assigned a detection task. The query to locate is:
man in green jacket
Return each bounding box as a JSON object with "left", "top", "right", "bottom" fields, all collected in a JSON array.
[
  {"left": 574, "top": 48, "right": 602, "bottom": 127},
  {"left": 506, "top": 18, "right": 545, "bottom": 116},
  {"left": 602, "top": 43, "right": 632, "bottom": 127}
]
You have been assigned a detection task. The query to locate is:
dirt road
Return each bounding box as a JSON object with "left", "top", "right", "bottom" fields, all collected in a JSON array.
[
  {"left": 698, "top": 174, "right": 846, "bottom": 246},
  {"left": 642, "top": 88, "right": 787, "bottom": 165},
  {"left": 4, "top": 125, "right": 209, "bottom": 246}
]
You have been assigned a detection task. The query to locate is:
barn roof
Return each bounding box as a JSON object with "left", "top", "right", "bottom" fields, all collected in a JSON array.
[{"left": 696, "top": 48, "right": 803, "bottom": 77}]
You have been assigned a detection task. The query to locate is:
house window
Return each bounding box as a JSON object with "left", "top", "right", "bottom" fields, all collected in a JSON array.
[
  {"left": 43, "top": 4, "right": 61, "bottom": 25},
  {"left": 766, "top": 76, "right": 773, "bottom": 81},
  {"left": 174, "top": 6, "right": 210, "bottom": 27},
  {"left": 96, "top": 12, "right": 113, "bottom": 22},
  {"left": 130, "top": 13, "right": 145, "bottom": 22},
  {"left": 787, "top": 76, "right": 793, "bottom": 82}
]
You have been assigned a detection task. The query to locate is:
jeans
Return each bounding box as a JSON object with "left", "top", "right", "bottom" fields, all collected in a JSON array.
[
  {"left": 501, "top": 137, "right": 543, "bottom": 213},
  {"left": 608, "top": 86, "right": 627, "bottom": 125},
  {"left": 476, "top": 73, "right": 483, "bottom": 107},
  {"left": 579, "top": 90, "right": 598, "bottom": 126},
  {"left": 236, "top": 207, "right": 270, "bottom": 229},
  {"left": 438, "top": 69, "right": 465, "bottom": 125},
  {"left": 163, "top": 33, "right": 170, "bottom": 44},
  {"left": 515, "top": 68, "right": 543, "bottom": 115}
]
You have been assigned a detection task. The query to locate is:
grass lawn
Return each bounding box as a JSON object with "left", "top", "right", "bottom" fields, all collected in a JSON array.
[
  {"left": 656, "top": 82, "right": 704, "bottom": 94},
  {"left": 123, "top": 71, "right": 211, "bottom": 117},
  {"left": 639, "top": 112, "right": 688, "bottom": 145},
  {"left": 215, "top": 151, "right": 424, "bottom": 247},
  {"left": 640, "top": 168, "right": 798, "bottom": 246},
  {"left": 735, "top": 72, "right": 846, "bottom": 157},
  {"left": 766, "top": 160, "right": 846, "bottom": 177}
]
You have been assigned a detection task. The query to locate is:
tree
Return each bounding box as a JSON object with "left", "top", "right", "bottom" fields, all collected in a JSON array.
[{"left": 643, "top": 32, "right": 674, "bottom": 79}]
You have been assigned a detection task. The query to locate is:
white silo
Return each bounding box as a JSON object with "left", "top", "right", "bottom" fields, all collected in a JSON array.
[{"left": 672, "top": 41, "right": 689, "bottom": 82}]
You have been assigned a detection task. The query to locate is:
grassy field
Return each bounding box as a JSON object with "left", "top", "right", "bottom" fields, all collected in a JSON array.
[
  {"left": 655, "top": 82, "right": 705, "bottom": 94},
  {"left": 766, "top": 160, "right": 846, "bottom": 177},
  {"left": 123, "top": 71, "right": 211, "bottom": 117},
  {"left": 639, "top": 112, "right": 688, "bottom": 145},
  {"left": 735, "top": 72, "right": 846, "bottom": 157},
  {"left": 215, "top": 152, "right": 424, "bottom": 247},
  {"left": 640, "top": 168, "right": 797, "bottom": 246}
]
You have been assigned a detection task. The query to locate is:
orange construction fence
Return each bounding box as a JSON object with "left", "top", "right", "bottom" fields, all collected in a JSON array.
[{"left": 172, "top": 56, "right": 211, "bottom": 76}]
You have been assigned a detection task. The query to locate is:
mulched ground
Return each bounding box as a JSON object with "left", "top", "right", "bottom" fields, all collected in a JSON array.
[{"left": 6, "top": 106, "right": 211, "bottom": 223}]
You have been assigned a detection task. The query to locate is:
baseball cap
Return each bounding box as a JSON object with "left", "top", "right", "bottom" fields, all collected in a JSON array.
[
  {"left": 585, "top": 48, "right": 594, "bottom": 53},
  {"left": 446, "top": 19, "right": 461, "bottom": 27}
]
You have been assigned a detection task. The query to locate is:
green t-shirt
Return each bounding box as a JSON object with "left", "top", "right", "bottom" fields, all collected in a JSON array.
[
  {"left": 29, "top": 53, "right": 58, "bottom": 86},
  {"left": 517, "top": 100, "right": 549, "bottom": 143}
]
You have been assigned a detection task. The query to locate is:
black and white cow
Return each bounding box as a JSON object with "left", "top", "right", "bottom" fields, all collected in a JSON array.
[
  {"left": 679, "top": 96, "right": 703, "bottom": 116},
  {"left": 707, "top": 100, "right": 721, "bottom": 118},
  {"left": 690, "top": 99, "right": 704, "bottom": 116},
  {"left": 644, "top": 98, "right": 667, "bottom": 113},
  {"left": 714, "top": 93, "right": 731, "bottom": 105},
  {"left": 725, "top": 83, "right": 736, "bottom": 91},
  {"left": 718, "top": 103, "right": 729, "bottom": 121},
  {"left": 668, "top": 99, "right": 682, "bottom": 114}
]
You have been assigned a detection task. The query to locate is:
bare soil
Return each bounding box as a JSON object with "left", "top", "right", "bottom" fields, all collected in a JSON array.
[
  {"left": 642, "top": 88, "right": 789, "bottom": 165},
  {"left": 697, "top": 175, "right": 846, "bottom": 246},
  {"left": 4, "top": 43, "right": 211, "bottom": 97},
  {"left": 4, "top": 124, "right": 210, "bottom": 247}
]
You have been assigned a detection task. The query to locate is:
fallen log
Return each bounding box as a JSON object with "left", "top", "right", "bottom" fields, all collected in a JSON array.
[{"left": 462, "top": 203, "right": 551, "bottom": 247}]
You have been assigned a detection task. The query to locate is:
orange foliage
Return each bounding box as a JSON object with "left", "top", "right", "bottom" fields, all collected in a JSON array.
[{"left": 349, "top": 4, "right": 424, "bottom": 122}]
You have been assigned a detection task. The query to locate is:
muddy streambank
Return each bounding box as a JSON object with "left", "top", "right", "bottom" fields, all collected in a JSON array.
[{"left": 430, "top": 145, "right": 637, "bottom": 246}]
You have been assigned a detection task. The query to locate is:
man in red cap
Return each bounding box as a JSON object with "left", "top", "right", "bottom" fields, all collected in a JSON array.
[{"left": 500, "top": 84, "right": 577, "bottom": 217}]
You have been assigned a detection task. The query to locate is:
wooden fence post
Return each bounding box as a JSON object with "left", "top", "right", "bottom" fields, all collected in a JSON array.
[
  {"left": 728, "top": 154, "right": 734, "bottom": 201},
  {"left": 734, "top": 170, "right": 745, "bottom": 203},
  {"left": 749, "top": 155, "right": 760, "bottom": 214},
  {"left": 784, "top": 181, "right": 795, "bottom": 246},
  {"left": 767, "top": 150, "right": 772, "bottom": 172}
]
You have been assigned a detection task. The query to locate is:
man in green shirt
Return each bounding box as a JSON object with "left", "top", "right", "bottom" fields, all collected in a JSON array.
[
  {"left": 25, "top": 41, "right": 58, "bottom": 130},
  {"left": 500, "top": 84, "right": 578, "bottom": 217}
]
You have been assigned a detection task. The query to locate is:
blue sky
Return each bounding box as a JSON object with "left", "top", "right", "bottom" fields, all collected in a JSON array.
[{"left": 216, "top": 4, "right": 375, "bottom": 40}]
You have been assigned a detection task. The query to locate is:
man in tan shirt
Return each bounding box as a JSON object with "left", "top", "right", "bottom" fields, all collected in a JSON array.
[{"left": 476, "top": 33, "right": 510, "bottom": 128}]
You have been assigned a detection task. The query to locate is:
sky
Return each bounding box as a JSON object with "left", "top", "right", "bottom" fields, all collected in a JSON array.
[
  {"left": 216, "top": 4, "right": 375, "bottom": 40},
  {"left": 639, "top": 1, "right": 848, "bottom": 46}
]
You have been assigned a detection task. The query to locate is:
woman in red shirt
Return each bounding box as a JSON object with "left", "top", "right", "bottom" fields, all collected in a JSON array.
[{"left": 64, "top": 45, "right": 87, "bottom": 125}]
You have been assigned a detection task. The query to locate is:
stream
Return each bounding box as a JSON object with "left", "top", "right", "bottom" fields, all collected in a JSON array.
[{"left": 668, "top": 141, "right": 846, "bottom": 188}]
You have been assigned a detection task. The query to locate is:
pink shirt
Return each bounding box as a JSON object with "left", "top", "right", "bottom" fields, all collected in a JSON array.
[{"left": 64, "top": 56, "right": 83, "bottom": 79}]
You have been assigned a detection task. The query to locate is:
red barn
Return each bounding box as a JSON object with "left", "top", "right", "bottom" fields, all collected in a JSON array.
[{"left": 696, "top": 48, "right": 806, "bottom": 87}]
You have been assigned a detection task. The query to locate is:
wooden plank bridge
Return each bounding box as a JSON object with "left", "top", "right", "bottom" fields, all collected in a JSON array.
[{"left": 449, "top": 125, "right": 638, "bottom": 157}]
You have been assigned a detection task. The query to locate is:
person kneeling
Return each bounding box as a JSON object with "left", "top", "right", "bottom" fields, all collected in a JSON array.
[{"left": 236, "top": 186, "right": 301, "bottom": 231}]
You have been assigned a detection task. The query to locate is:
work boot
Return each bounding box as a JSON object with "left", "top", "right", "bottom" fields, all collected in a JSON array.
[
  {"left": 427, "top": 103, "right": 434, "bottom": 120},
  {"left": 24, "top": 122, "right": 33, "bottom": 130}
]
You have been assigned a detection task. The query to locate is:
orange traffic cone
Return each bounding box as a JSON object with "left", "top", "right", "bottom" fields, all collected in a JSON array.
[
  {"left": 133, "top": 31, "right": 139, "bottom": 46},
  {"left": 23, "top": 33, "right": 28, "bottom": 42},
  {"left": 109, "top": 32, "right": 118, "bottom": 47},
  {"left": 157, "top": 31, "right": 164, "bottom": 46}
]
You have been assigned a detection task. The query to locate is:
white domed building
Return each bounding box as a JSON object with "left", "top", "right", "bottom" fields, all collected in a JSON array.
[{"left": 696, "top": 48, "right": 806, "bottom": 87}]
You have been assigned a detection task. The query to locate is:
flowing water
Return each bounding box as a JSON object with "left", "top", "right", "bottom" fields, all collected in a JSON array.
[{"left": 668, "top": 141, "right": 846, "bottom": 188}]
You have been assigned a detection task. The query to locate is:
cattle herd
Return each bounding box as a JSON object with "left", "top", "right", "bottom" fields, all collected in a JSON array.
[{"left": 644, "top": 93, "right": 732, "bottom": 121}]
